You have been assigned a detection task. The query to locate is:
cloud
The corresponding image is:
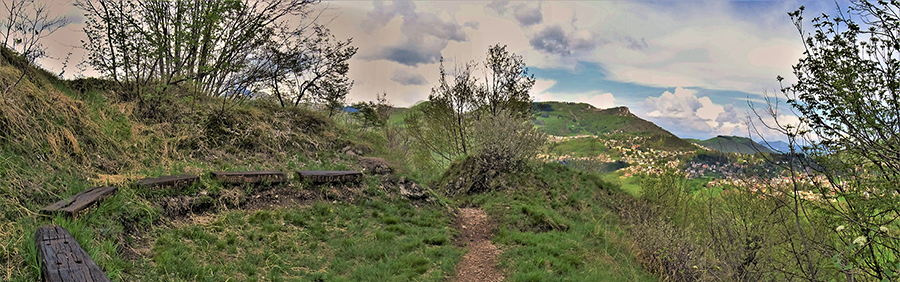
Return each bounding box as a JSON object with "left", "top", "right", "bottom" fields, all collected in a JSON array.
[
  {"left": 464, "top": 20, "right": 480, "bottom": 30},
  {"left": 391, "top": 68, "right": 428, "bottom": 85},
  {"left": 715, "top": 104, "right": 742, "bottom": 124},
  {"left": 621, "top": 36, "right": 648, "bottom": 51},
  {"left": 639, "top": 87, "right": 753, "bottom": 137},
  {"left": 530, "top": 25, "right": 570, "bottom": 55},
  {"left": 585, "top": 92, "right": 616, "bottom": 109},
  {"left": 486, "top": 0, "right": 510, "bottom": 14},
  {"left": 361, "top": 0, "right": 468, "bottom": 66},
  {"left": 528, "top": 25, "right": 598, "bottom": 56},
  {"left": 643, "top": 87, "right": 701, "bottom": 119},
  {"left": 513, "top": 3, "right": 542, "bottom": 26}
]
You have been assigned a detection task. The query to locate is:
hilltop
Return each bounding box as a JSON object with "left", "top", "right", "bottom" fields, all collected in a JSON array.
[
  {"left": 688, "top": 135, "right": 773, "bottom": 154},
  {"left": 533, "top": 101, "right": 697, "bottom": 151}
]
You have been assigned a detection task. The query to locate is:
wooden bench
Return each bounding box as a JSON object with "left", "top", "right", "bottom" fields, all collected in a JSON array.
[
  {"left": 297, "top": 170, "right": 362, "bottom": 184},
  {"left": 41, "top": 187, "right": 118, "bottom": 216},
  {"left": 135, "top": 174, "right": 199, "bottom": 188},
  {"left": 211, "top": 170, "right": 286, "bottom": 184},
  {"left": 35, "top": 225, "right": 110, "bottom": 282}
]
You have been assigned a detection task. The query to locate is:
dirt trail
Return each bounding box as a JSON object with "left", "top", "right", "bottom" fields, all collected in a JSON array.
[{"left": 455, "top": 208, "right": 504, "bottom": 282}]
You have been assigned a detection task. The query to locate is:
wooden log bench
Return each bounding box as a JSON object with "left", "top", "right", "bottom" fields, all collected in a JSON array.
[
  {"left": 211, "top": 170, "right": 286, "bottom": 184},
  {"left": 297, "top": 170, "right": 362, "bottom": 184},
  {"left": 35, "top": 225, "right": 110, "bottom": 282},
  {"left": 135, "top": 174, "right": 199, "bottom": 188},
  {"left": 41, "top": 187, "right": 118, "bottom": 216}
]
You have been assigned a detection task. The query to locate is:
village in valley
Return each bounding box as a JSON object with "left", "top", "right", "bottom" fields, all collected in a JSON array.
[{"left": 539, "top": 132, "right": 838, "bottom": 202}]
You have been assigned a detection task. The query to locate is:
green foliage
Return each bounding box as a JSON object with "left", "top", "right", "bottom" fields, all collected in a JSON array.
[
  {"left": 406, "top": 45, "right": 540, "bottom": 173},
  {"left": 749, "top": 1, "right": 900, "bottom": 280},
  {"left": 349, "top": 92, "right": 391, "bottom": 128},
  {"left": 438, "top": 111, "right": 547, "bottom": 196},
  {"left": 474, "top": 44, "right": 536, "bottom": 119},
  {"left": 623, "top": 170, "right": 852, "bottom": 281},
  {"left": 469, "top": 109, "right": 546, "bottom": 173},
  {"left": 405, "top": 60, "right": 478, "bottom": 164}
]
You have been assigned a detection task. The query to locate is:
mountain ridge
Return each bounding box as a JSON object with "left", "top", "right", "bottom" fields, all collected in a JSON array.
[
  {"left": 688, "top": 135, "right": 773, "bottom": 154},
  {"left": 532, "top": 101, "right": 696, "bottom": 151}
]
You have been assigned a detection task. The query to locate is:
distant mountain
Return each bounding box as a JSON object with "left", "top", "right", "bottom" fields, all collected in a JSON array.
[
  {"left": 764, "top": 140, "right": 798, "bottom": 153},
  {"left": 533, "top": 101, "right": 696, "bottom": 151},
  {"left": 689, "top": 135, "right": 773, "bottom": 154}
]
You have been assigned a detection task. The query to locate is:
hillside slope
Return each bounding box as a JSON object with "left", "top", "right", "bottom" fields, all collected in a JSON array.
[
  {"left": 688, "top": 135, "right": 773, "bottom": 154},
  {"left": 0, "top": 48, "right": 656, "bottom": 281},
  {"left": 534, "top": 102, "right": 696, "bottom": 151}
]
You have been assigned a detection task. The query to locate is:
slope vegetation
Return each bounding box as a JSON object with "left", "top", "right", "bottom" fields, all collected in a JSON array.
[{"left": 534, "top": 102, "right": 696, "bottom": 151}]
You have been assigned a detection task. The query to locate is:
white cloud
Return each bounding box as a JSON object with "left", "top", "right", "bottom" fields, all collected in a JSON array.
[
  {"left": 639, "top": 87, "right": 753, "bottom": 138},
  {"left": 586, "top": 93, "right": 616, "bottom": 109},
  {"left": 696, "top": 97, "right": 724, "bottom": 121},
  {"left": 535, "top": 85, "right": 616, "bottom": 109}
]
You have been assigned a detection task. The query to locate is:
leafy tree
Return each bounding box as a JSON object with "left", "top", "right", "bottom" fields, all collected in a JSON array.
[
  {"left": 406, "top": 44, "right": 541, "bottom": 173},
  {"left": 350, "top": 92, "right": 391, "bottom": 128},
  {"left": 405, "top": 59, "right": 478, "bottom": 163},
  {"left": 476, "top": 43, "right": 536, "bottom": 119},
  {"left": 758, "top": 1, "right": 900, "bottom": 280}
]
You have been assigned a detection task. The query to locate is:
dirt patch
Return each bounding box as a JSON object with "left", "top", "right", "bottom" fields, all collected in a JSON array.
[{"left": 455, "top": 208, "right": 504, "bottom": 282}]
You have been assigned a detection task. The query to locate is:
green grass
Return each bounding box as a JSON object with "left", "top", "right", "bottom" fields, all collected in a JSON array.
[
  {"left": 601, "top": 171, "right": 644, "bottom": 197},
  {"left": 547, "top": 137, "right": 618, "bottom": 159},
  {"left": 135, "top": 200, "right": 462, "bottom": 281},
  {"left": 457, "top": 163, "right": 657, "bottom": 281}
]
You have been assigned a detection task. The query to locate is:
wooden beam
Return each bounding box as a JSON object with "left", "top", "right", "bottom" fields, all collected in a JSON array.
[
  {"left": 35, "top": 225, "right": 110, "bottom": 282},
  {"left": 297, "top": 170, "right": 362, "bottom": 184},
  {"left": 42, "top": 187, "right": 118, "bottom": 216},
  {"left": 135, "top": 175, "right": 199, "bottom": 188},
  {"left": 210, "top": 171, "right": 286, "bottom": 184}
]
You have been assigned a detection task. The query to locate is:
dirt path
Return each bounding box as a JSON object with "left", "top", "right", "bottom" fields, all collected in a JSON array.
[{"left": 455, "top": 208, "right": 504, "bottom": 282}]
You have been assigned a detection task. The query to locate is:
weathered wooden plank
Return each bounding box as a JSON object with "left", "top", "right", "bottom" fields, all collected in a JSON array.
[
  {"left": 297, "top": 170, "right": 362, "bottom": 184},
  {"left": 35, "top": 225, "right": 110, "bottom": 282},
  {"left": 135, "top": 174, "right": 198, "bottom": 188},
  {"left": 211, "top": 170, "right": 286, "bottom": 184},
  {"left": 42, "top": 187, "right": 118, "bottom": 216}
]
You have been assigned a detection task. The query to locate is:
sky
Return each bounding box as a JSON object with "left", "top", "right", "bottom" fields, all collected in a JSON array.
[{"left": 35, "top": 0, "right": 848, "bottom": 141}]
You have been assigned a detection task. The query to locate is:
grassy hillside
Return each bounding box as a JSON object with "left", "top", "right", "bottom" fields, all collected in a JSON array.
[
  {"left": 688, "top": 135, "right": 773, "bottom": 154},
  {"left": 534, "top": 102, "right": 696, "bottom": 151},
  {"left": 0, "top": 49, "right": 656, "bottom": 281}
]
